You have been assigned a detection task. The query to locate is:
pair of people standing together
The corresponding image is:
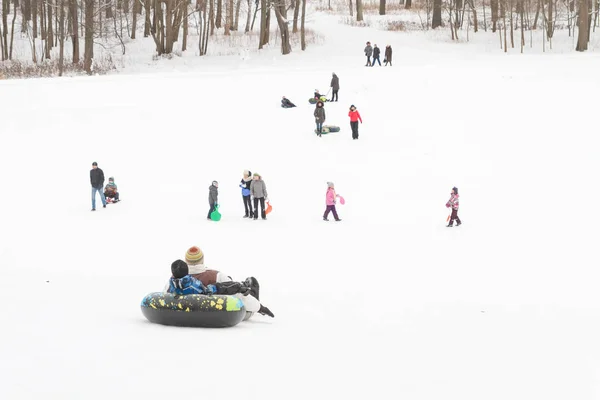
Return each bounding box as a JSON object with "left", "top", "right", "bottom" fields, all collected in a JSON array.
[
  {"left": 240, "top": 171, "right": 269, "bottom": 220},
  {"left": 313, "top": 102, "right": 363, "bottom": 140}
]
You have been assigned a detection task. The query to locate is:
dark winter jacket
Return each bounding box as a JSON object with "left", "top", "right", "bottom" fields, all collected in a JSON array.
[
  {"left": 364, "top": 45, "right": 373, "bottom": 57},
  {"left": 90, "top": 168, "right": 105, "bottom": 189},
  {"left": 281, "top": 98, "right": 296, "bottom": 108},
  {"left": 331, "top": 74, "right": 340, "bottom": 91},
  {"left": 240, "top": 178, "right": 252, "bottom": 196},
  {"left": 209, "top": 185, "right": 218, "bottom": 205},
  {"left": 373, "top": 46, "right": 381, "bottom": 58},
  {"left": 385, "top": 46, "right": 392, "bottom": 61},
  {"left": 314, "top": 105, "right": 326, "bottom": 123}
]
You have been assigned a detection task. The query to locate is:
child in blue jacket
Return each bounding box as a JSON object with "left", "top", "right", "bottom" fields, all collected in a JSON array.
[{"left": 168, "top": 260, "right": 249, "bottom": 296}]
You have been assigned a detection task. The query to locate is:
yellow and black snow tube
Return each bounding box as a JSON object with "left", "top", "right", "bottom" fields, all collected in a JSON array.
[{"left": 141, "top": 292, "right": 246, "bottom": 328}]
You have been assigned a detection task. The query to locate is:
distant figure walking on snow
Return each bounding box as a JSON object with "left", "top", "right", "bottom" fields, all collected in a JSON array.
[
  {"left": 207, "top": 181, "right": 218, "bottom": 220},
  {"left": 323, "top": 182, "right": 342, "bottom": 222},
  {"left": 364, "top": 42, "right": 373, "bottom": 66},
  {"left": 348, "top": 105, "right": 362, "bottom": 140},
  {"left": 330, "top": 73, "right": 340, "bottom": 102},
  {"left": 90, "top": 161, "right": 106, "bottom": 211},
  {"left": 446, "top": 187, "right": 461, "bottom": 227},
  {"left": 250, "top": 173, "right": 268, "bottom": 220},
  {"left": 384, "top": 45, "right": 393, "bottom": 66},
  {"left": 314, "top": 101, "right": 326, "bottom": 137},
  {"left": 372, "top": 44, "right": 382, "bottom": 66}
]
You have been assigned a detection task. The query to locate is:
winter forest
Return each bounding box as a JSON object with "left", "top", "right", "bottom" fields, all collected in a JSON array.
[{"left": 0, "top": 0, "right": 598, "bottom": 78}]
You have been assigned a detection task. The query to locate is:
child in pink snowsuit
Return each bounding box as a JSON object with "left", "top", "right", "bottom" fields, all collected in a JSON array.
[
  {"left": 446, "top": 186, "right": 461, "bottom": 227},
  {"left": 323, "top": 182, "right": 342, "bottom": 222}
]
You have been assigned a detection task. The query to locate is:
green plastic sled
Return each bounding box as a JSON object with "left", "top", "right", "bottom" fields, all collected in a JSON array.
[
  {"left": 323, "top": 125, "right": 340, "bottom": 132},
  {"left": 315, "top": 127, "right": 331, "bottom": 135},
  {"left": 210, "top": 205, "right": 222, "bottom": 221},
  {"left": 308, "top": 98, "right": 317, "bottom": 104}
]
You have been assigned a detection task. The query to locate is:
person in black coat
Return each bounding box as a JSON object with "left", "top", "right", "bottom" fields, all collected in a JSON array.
[
  {"left": 207, "top": 181, "right": 219, "bottom": 220},
  {"left": 371, "top": 44, "right": 382, "bottom": 67},
  {"left": 281, "top": 97, "right": 296, "bottom": 108},
  {"left": 330, "top": 73, "right": 340, "bottom": 102},
  {"left": 90, "top": 161, "right": 106, "bottom": 211}
]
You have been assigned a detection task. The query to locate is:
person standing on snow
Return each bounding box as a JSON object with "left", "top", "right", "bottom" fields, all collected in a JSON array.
[
  {"left": 384, "top": 45, "right": 393, "bottom": 66},
  {"left": 348, "top": 105, "right": 363, "bottom": 140},
  {"left": 323, "top": 182, "right": 342, "bottom": 222},
  {"left": 314, "top": 101, "right": 326, "bottom": 137},
  {"left": 446, "top": 187, "right": 461, "bottom": 227},
  {"left": 250, "top": 173, "right": 268, "bottom": 220},
  {"left": 330, "top": 73, "right": 340, "bottom": 102},
  {"left": 90, "top": 161, "right": 106, "bottom": 211},
  {"left": 240, "top": 170, "right": 253, "bottom": 218},
  {"left": 372, "top": 44, "right": 382, "bottom": 66},
  {"left": 364, "top": 42, "right": 373, "bottom": 66},
  {"left": 207, "top": 180, "right": 218, "bottom": 220}
]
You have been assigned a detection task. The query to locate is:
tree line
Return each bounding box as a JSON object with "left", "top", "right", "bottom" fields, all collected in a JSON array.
[{"left": 0, "top": 0, "right": 309, "bottom": 75}]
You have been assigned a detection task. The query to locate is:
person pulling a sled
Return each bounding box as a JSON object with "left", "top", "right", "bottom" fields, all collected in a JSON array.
[
  {"left": 104, "top": 177, "right": 119, "bottom": 203},
  {"left": 446, "top": 187, "right": 461, "bottom": 227},
  {"left": 207, "top": 180, "right": 218, "bottom": 220}
]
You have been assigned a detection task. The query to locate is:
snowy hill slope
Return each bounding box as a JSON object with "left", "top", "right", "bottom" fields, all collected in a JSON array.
[{"left": 1, "top": 11, "right": 600, "bottom": 400}]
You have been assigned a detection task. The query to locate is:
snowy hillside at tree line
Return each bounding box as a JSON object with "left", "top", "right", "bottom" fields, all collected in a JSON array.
[{"left": 2, "top": 3, "right": 600, "bottom": 400}]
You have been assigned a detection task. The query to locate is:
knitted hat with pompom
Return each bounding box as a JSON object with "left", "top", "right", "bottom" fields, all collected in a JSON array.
[{"left": 185, "top": 246, "right": 204, "bottom": 265}]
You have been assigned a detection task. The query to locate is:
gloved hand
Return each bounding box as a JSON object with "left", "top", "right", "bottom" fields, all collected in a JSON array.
[{"left": 215, "top": 282, "right": 244, "bottom": 295}]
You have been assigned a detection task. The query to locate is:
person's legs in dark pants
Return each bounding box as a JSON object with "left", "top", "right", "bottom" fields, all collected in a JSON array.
[
  {"left": 259, "top": 198, "right": 266, "bottom": 219},
  {"left": 323, "top": 206, "right": 331, "bottom": 220},
  {"left": 448, "top": 209, "right": 460, "bottom": 226},
  {"left": 243, "top": 195, "right": 252, "bottom": 217},
  {"left": 113, "top": 192, "right": 119, "bottom": 201},
  {"left": 332, "top": 90, "right": 338, "bottom": 102},
  {"left": 207, "top": 202, "right": 216, "bottom": 219},
  {"left": 253, "top": 197, "right": 259, "bottom": 220},
  {"left": 366, "top": 56, "right": 371, "bottom": 66},
  {"left": 351, "top": 121, "right": 359, "bottom": 139}
]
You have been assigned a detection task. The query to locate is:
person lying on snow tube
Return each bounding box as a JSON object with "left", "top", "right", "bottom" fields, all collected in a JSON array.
[
  {"left": 169, "top": 260, "right": 252, "bottom": 296},
  {"left": 163, "top": 246, "right": 274, "bottom": 318},
  {"left": 281, "top": 96, "right": 296, "bottom": 108},
  {"left": 104, "top": 177, "right": 119, "bottom": 203},
  {"left": 314, "top": 90, "right": 327, "bottom": 103}
]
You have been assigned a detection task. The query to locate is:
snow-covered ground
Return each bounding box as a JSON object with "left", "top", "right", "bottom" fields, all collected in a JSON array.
[{"left": 2, "top": 10, "right": 600, "bottom": 400}]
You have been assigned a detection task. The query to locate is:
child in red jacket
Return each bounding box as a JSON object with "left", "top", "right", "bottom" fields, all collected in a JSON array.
[{"left": 348, "top": 105, "right": 363, "bottom": 140}]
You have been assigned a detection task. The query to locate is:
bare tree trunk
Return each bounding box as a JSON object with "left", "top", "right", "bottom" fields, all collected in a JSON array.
[
  {"left": 293, "top": 0, "right": 300, "bottom": 32},
  {"left": 576, "top": 0, "right": 589, "bottom": 50},
  {"left": 301, "top": 0, "right": 306, "bottom": 50},
  {"left": 273, "top": 0, "right": 290, "bottom": 54},
  {"left": 8, "top": 0, "right": 17, "bottom": 59},
  {"left": 532, "top": 0, "right": 540, "bottom": 29},
  {"left": 84, "top": 0, "right": 94, "bottom": 73},
  {"left": 216, "top": 0, "right": 222, "bottom": 28},
  {"left": 405, "top": 0, "right": 412, "bottom": 9},
  {"left": 131, "top": 0, "right": 139, "bottom": 38},
  {"left": 245, "top": 0, "right": 252, "bottom": 31},
  {"left": 491, "top": 0, "right": 498, "bottom": 31},
  {"left": 183, "top": 0, "right": 188, "bottom": 50},
  {"left": 33, "top": 0, "right": 38, "bottom": 38},
  {"left": 503, "top": 0, "right": 507, "bottom": 51},
  {"left": 69, "top": 0, "right": 79, "bottom": 62},
  {"left": 23, "top": 0, "right": 32, "bottom": 33},
  {"left": 356, "top": 0, "right": 363, "bottom": 21},
  {"left": 210, "top": 0, "right": 215, "bottom": 34},
  {"left": 59, "top": 0, "right": 65, "bottom": 75},
  {"left": 547, "top": 0, "right": 554, "bottom": 38},
  {"left": 1, "top": 0, "right": 9, "bottom": 59},
  {"left": 509, "top": 0, "right": 514, "bottom": 47},
  {"left": 144, "top": 0, "right": 151, "bottom": 36},
  {"left": 432, "top": 0, "right": 442, "bottom": 27},
  {"left": 259, "top": 0, "right": 268, "bottom": 48},
  {"left": 225, "top": 0, "right": 232, "bottom": 34},
  {"left": 47, "top": 0, "right": 54, "bottom": 55},
  {"left": 379, "top": 0, "right": 386, "bottom": 14},
  {"left": 234, "top": 0, "right": 241, "bottom": 29},
  {"left": 349, "top": 0, "right": 353, "bottom": 16},
  {"left": 106, "top": 0, "right": 113, "bottom": 18}
]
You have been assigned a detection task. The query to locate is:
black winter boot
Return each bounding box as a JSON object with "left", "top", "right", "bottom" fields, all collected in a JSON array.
[
  {"left": 258, "top": 304, "right": 275, "bottom": 318},
  {"left": 446, "top": 222, "right": 453, "bottom": 228}
]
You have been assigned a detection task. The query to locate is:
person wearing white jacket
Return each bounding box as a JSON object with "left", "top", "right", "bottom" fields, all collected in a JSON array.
[{"left": 163, "top": 246, "right": 274, "bottom": 319}]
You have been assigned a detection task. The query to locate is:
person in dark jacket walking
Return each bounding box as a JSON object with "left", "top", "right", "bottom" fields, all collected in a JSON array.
[
  {"left": 90, "top": 161, "right": 106, "bottom": 211},
  {"left": 207, "top": 181, "right": 218, "bottom": 220},
  {"left": 330, "top": 73, "right": 340, "bottom": 102},
  {"left": 371, "top": 44, "right": 382, "bottom": 66},
  {"left": 314, "top": 101, "right": 326, "bottom": 137},
  {"left": 364, "top": 42, "right": 373, "bottom": 66},
  {"left": 250, "top": 173, "right": 268, "bottom": 220},
  {"left": 240, "top": 170, "right": 253, "bottom": 218},
  {"left": 384, "top": 45, "right": 393, "bottom": 66},
  {"left": 446, "top": 187, "right": 461, "bottom": 227}
]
